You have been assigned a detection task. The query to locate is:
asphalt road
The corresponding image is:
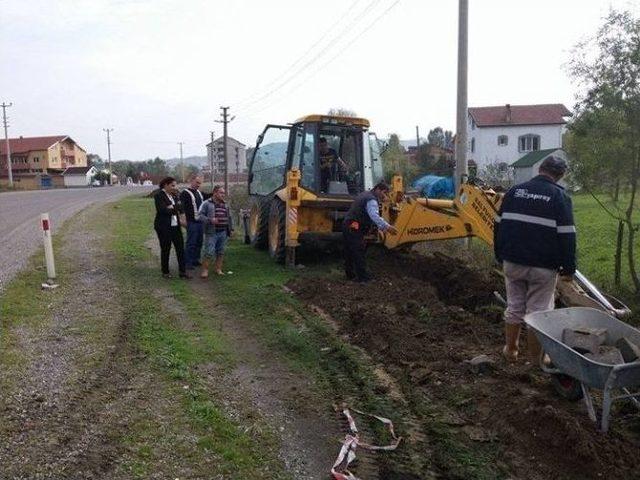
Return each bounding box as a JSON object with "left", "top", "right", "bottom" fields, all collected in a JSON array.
[{"left": 0, "top": 186, "right": 152, "bottom": 292}]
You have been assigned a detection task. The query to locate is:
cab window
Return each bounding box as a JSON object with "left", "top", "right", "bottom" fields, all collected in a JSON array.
[{"left": 249, "top": 125, "right": 290, "bottom": 196}]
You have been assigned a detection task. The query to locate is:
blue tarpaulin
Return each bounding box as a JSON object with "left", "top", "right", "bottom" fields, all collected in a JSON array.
[{"left": 412, "top": 175, "right": 455, "bottom": 199}]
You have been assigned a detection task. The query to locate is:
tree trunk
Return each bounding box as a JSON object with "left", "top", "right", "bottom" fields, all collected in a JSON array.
[
  {"left": 626, "top": 147, "right": 640, "bottom": 293},
  {"left": 614, "top": 177, "right": 621, "bottom": 203},
  {"left": 615, "top": 220, "right": 624, "bottom": 287}
]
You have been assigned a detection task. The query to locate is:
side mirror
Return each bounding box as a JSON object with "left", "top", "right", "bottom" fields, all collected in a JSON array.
[{"left": 256, "top": 134, "right": 264, "bottom": 145}]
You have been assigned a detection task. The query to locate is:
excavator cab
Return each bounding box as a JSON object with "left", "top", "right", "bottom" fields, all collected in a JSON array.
[{"left": 247, "top": 114, "right": 384, "bottom": 263}]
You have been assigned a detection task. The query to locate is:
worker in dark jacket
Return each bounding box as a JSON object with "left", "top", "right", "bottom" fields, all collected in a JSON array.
[
  {"left": 179, "top": 174, "right": 211, "bottom": 273},
  {"left": 154, "top": 177, "right": 188, "bottom": 279},
  {"left": 342, "top": 181, "right": 397, "bottom": 282},
  {"left": 494, "top": 156, "right": 576, "bottom": 362}
]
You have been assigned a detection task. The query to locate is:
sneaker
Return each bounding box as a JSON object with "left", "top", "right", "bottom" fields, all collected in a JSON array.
[
  {"left": 162, "top": 273, "right": 173, "bottom": 279},
  {"left": 200, "top": 269, "right": 209, "bottom": 279},
  {"left": 179, "top": 272, "right": 192, "bottom": 280}
]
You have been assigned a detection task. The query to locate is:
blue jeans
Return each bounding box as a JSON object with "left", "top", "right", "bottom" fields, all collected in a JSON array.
[
  {"left": 185, "top": 222, "right": 204, "bottom": 269},
  {"left": 204, "top": 230, "right": 228, "bottom": 258}
]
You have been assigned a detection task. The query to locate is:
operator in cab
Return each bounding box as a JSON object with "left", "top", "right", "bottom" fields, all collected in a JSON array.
[
  {"left": 342, "top": 181, "right": 398, "bottom": 283},
  {"left": 319, "top": 137, "right": 349, "bottom": 193},
  {"left": 494, "top": 156, "right": 576, "bottom": 364}
]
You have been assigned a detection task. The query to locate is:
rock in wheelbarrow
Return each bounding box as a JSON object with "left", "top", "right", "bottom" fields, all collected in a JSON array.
[
  {"left": 562, "top": 327, "right": 608, "bottom": 355},
  {"left": 585, "top": 346, "right": 625, "bottom": 365},
  {"left": 615, "top": 337, "right": 640, "bottom": 363}
]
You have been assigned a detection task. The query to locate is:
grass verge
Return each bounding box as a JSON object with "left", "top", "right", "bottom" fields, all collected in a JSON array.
[{"left": 102, "top": 197, "right": 290, "bottom": 478}]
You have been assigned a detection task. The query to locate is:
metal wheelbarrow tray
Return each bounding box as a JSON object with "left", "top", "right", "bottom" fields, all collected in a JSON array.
[{"left": 525, "top": 307, "right": 640, "bottom": 433}]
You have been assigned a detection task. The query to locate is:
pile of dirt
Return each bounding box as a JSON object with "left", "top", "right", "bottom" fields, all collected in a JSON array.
[{"left": 290, "top": 250, "right": 640, "bottom": 480}]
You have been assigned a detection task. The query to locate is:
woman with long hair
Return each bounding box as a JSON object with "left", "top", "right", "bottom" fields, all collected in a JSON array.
[{"left": 153, "top": 177, "right": 188, "bottom": 278}]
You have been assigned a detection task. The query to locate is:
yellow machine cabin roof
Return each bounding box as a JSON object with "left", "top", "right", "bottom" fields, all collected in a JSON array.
[{"left": 293, "top": 114, "right": 370, "bottom": 128}]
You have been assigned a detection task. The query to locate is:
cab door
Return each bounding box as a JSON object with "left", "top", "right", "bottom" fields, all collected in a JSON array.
[{"left": 248, "top": 125, "right": 292, "bottom": 196}]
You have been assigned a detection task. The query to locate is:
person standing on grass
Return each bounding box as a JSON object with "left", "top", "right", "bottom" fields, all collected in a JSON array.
[
  {"left": 153, "top": 177, "right": 189, "bottom": 279},
  {"left": 494, "top": 156, "right": 576, "bottom": 363},
  {"left": 342, "top": 181, "right": 398, "bottom": 283},
  {"left": 197, "top": 185, "right": 233, "bottom": 278},
  {"left": 180, "top": 174, "right": 210, "bottom": 275}
]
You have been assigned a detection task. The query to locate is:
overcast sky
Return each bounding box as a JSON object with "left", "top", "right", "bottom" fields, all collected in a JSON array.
[{"left": 1, "top": 0, "right": 637, "bottom": 161}]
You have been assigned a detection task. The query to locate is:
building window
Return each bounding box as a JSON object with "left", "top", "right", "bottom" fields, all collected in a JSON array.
[
  {"left": 470, "top": 138, "right": 475, "bottom": 153},
  {"left": 497, "top": 135, "right": 508, "bottom": 146},
  {"left": 518, "top": 134, "right": 540, "bottom": 152}
]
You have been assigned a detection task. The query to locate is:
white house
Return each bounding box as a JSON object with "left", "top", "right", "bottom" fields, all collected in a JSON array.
[
  {"left": 62, "top": 165, "right": 98, "bottom": 187},
  {"left": 205, "top": 136, "right": 247, "bottom": 175},
  {"left": 511, "top": 148, "right": 567, "bottom": 185},
  {"left": 467, "top": 104, "right": 571, "bottom": 171}
]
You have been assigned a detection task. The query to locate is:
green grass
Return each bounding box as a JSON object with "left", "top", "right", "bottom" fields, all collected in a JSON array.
[
  {"left": 572, "top": 193, "right": 640, "bottom": 312},
  {"left": 103, "top": 197, "right": 288, "bottom": 478}
]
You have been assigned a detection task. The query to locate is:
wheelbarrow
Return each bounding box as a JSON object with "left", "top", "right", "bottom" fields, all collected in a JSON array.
[{"left": 525, "top": 307, "right": 640, "bottom": 433}]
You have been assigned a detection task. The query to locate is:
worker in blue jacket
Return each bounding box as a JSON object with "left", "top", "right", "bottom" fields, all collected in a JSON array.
[{"left": 494, "top": 155, "right": 576, "bottom": 363}]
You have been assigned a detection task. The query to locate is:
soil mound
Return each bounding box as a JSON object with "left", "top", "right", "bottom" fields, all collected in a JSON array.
[{"left": 290, "top": 250, "right": 640, "bottom": 480}]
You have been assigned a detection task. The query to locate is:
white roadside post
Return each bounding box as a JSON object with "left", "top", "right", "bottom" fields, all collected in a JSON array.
[{"left": 40, "top": 213, "right": 56, "bottom": 281}]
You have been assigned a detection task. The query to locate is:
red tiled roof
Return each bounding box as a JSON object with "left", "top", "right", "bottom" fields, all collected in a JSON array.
[
  {"left": 0, "top": 136, "right": 68, "bottom": 155},
  {"left": 468, "top": 104, "right": 571, "bottom": 127}
]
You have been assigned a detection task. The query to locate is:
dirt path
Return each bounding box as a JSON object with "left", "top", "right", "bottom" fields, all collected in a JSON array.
[
  {"left": 1, "top": 204, "right": 247, "bottom": 478},
  {"left": 148, "top": 237, "right": 341, "bottom": 479}
]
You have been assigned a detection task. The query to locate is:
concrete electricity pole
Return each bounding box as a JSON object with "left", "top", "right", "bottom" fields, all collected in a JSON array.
[
  {"left": 454, "top": 0, "right": 469, "bottom": 192},
  {"left": 177, "top": 141, "right": 185, "bottom": 183},
  {"left": 215, "top": 106, "right": 235, "bottom": 193},
  {"left": 415, "top": 125, "right": 420, "bottom": 149},
  {"left": 103, "top": 128, "right": 113, "bottom": 185},
  {"left": 209, "top": 131, "right": 215, "bottom": 190},
  {"left": 1, "top": 102, "right": 13, "bottom": 188}
]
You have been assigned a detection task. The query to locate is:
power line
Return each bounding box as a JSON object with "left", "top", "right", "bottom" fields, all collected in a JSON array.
[
  {"left": 235, "top": 0, "right": 385, "bottom": 115},
  {"left": 234, "top": 0, "right": 363, "bottom": 109},
  {"left": 241, "top": 0, "right": 401, "bottom": 117}
]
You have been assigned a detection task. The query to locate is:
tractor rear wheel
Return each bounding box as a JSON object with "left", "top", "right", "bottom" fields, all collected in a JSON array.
[
  {"left": 249, "top": 197, "right": 269, "bottom": 249},
  {"left": 268, "top": 198, "right": 286, "bottom": 264}
]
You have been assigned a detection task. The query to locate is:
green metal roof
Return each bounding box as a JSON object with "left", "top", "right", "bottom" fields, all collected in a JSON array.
[{"left": 511, "top": 148, "right": 561, "bottom": 168}]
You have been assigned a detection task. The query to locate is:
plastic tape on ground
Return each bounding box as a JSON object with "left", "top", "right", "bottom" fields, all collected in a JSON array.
[{"left": 330, "top": 407, "right": 402, "bottom": 480}]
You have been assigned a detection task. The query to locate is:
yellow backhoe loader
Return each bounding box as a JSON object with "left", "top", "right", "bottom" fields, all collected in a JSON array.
[{"left": 247, "top": 114, "right": 630, "bottom": 318}]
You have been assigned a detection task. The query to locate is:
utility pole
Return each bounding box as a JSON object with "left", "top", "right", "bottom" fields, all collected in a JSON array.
[
  {"left": 215, "top": 106, "right": 235, "bottom": 193},
  {"left": 209, "top": 131, "right": 215, "bottom": 190},
  {"left": 1, "top": 102, "right": 13, "bottom": 188},
  {"left": 454, "top": 0, "right": 469, "bottom": 192},
  {"left": 177, "top": 141, "right": 185, "bottom": 183},
  {"left": 415, "top": 125, "right": 420, "bottom": 149},
  {"left": 103, "top": 128, "right": 113, "bottom": 185}
]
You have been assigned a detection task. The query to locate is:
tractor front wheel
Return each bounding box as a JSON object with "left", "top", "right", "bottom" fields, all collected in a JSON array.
[
  {"left": 268, "top": 199, "right": 286, "bottom": 264},
  {"left": 249, "top": 197, "right": 269, "bottom": 249}
]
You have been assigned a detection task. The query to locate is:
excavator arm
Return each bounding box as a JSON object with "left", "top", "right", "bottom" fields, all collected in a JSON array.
[{"left": 380, "top": 175, "right": 630, "bottom": 318}]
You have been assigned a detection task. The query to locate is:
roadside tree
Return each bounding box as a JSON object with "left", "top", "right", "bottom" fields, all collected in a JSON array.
[{"left": 567, "top": 8, "right": 640, "bottom": 292}]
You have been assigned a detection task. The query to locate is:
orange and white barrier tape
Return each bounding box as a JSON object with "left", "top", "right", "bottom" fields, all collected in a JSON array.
[{"left": 331, "top": 407, "right": 402, "bottom": 480}]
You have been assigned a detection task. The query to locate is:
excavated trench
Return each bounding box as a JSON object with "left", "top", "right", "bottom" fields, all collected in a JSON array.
[{"left": 290, "top": 249, "right": 640, "bottom": 480}]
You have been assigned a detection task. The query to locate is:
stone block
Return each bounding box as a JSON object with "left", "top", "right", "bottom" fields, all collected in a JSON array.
[
  {"left": 615, "top": 337, "right": 640, "bottom": 363},
  {"left": 563, "top": 327, "right": 608, "bottom": 354},
  {"left": 585, "top": 346, "right": 625, "bottom": 365}
]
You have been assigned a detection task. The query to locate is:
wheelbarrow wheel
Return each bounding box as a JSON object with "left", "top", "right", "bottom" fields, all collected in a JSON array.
[{"left": 551, "top": 374, "right": 584, "bottom": 401}]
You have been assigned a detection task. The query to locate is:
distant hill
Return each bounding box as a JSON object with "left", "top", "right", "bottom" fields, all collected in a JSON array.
[{"left": 165, "top": 155, "right": 209, "bottom": 167}]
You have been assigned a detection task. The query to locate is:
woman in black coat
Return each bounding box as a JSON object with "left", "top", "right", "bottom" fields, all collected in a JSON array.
[{"left": 154, "top": 177, "right": 188, "bottom": 278}]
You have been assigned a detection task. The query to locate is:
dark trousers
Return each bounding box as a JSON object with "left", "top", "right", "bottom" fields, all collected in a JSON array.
[
  {"left": 342, "top": 224, "right": 369, "bottom": 281},
  {"left": 155, "top": 226, "right": 186, "bottom": 275},
  {"left": 185, "top": 222, "right": 204, "bottom": 269}
]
